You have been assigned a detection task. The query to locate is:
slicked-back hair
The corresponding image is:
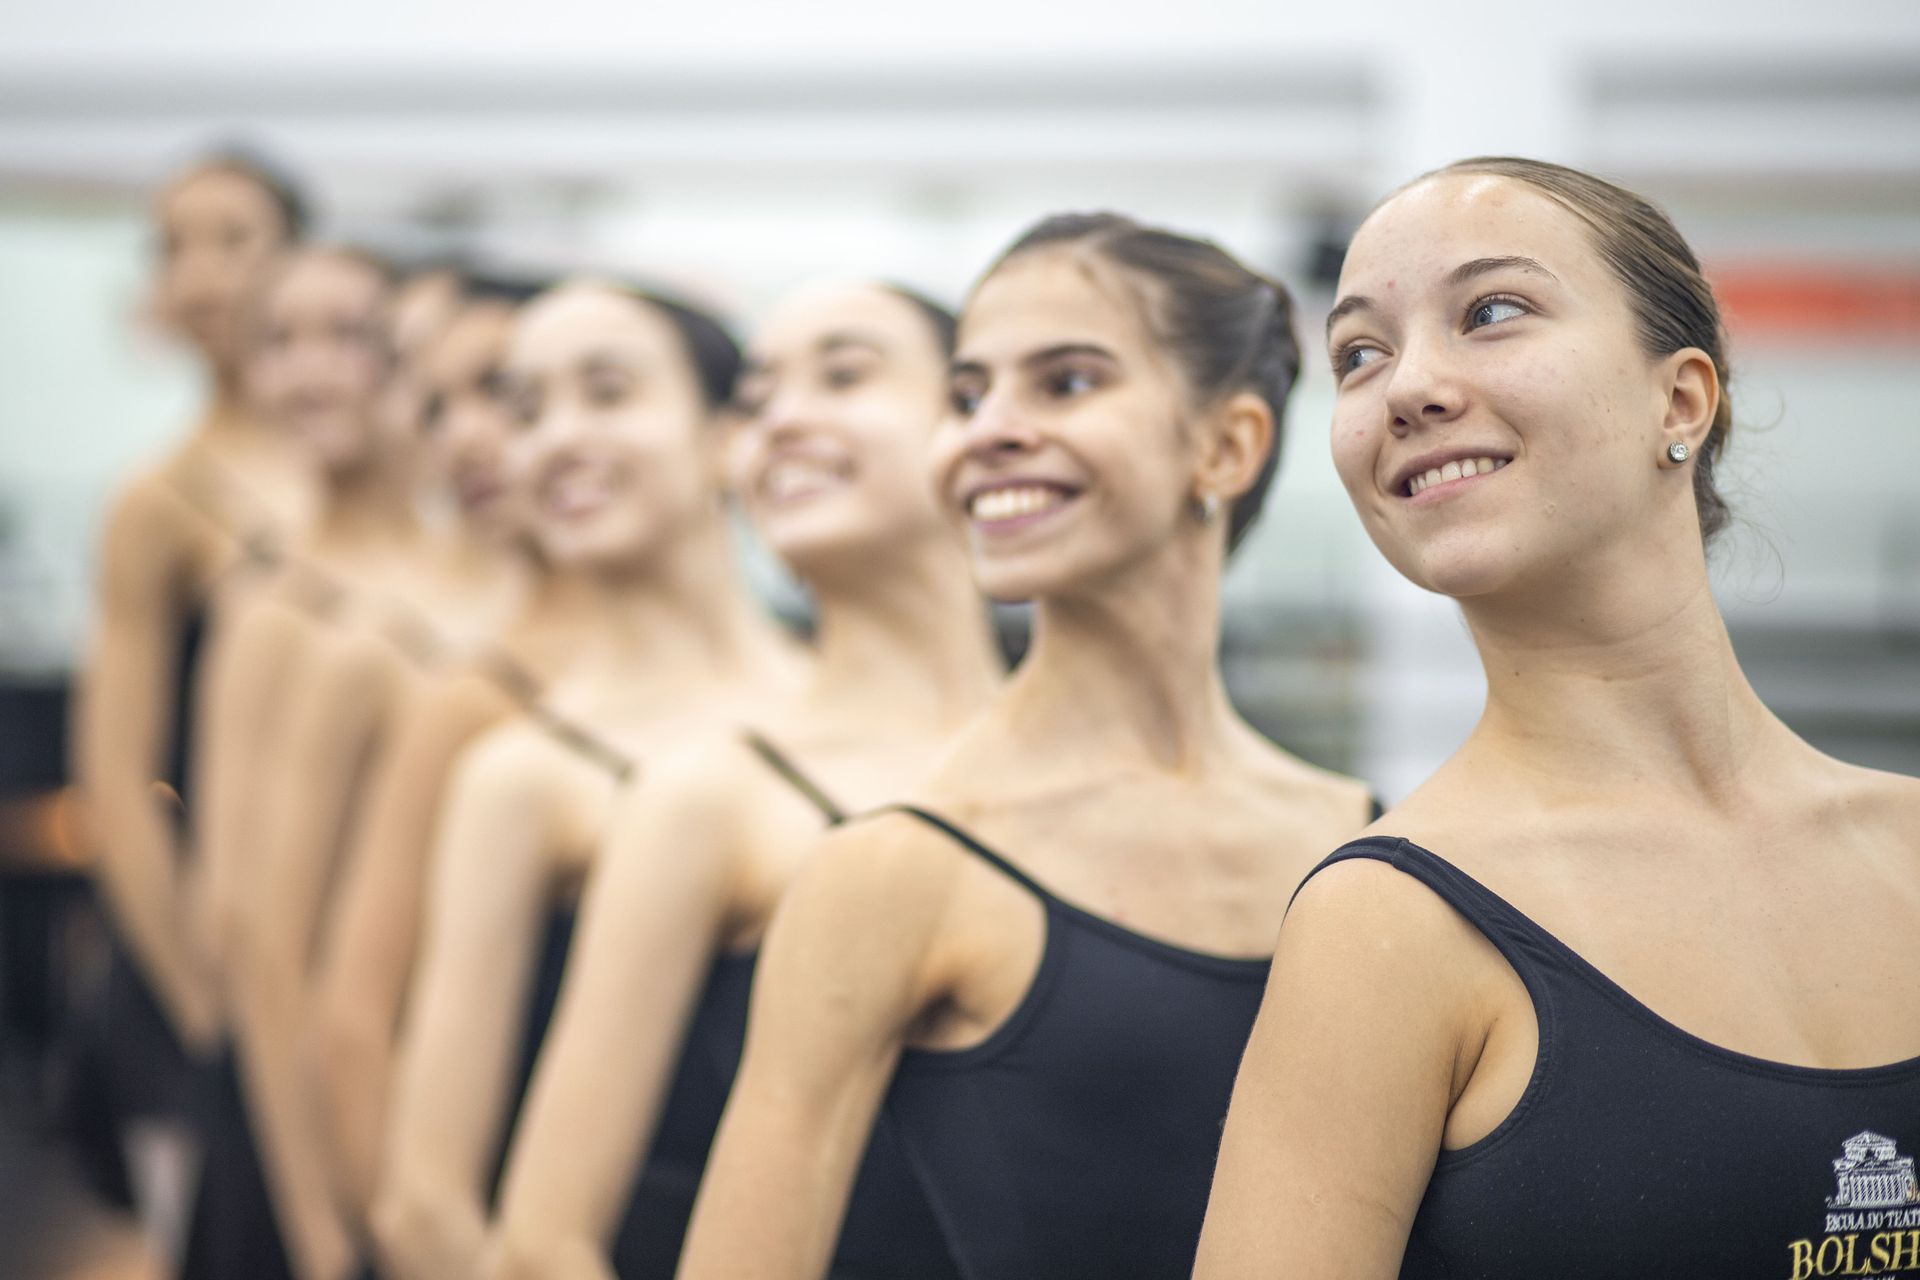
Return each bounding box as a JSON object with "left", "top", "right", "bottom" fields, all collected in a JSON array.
[{"left": 1422, "top": 157, "right": 1735, "bottom": 545}]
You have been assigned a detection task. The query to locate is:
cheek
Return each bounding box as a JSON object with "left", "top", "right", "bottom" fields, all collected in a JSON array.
[
  {"left": 1328, "top": 405, "right": 1378, "bottom": 501},
  {"left": 924, "top": 426, "right": 967, "bottom": 508}
]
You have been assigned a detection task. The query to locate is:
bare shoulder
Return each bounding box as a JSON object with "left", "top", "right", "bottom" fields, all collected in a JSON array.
[
  {"left": 451, "top": 717, "right": 583, "bottom": 806},
  {"left": 1814, "top": 754, "right": 1920, "bottom": 858},
  {"left": 98, "top": 466, "right": 205, "bottom": 595},
  {"left": 406, "top": 662, "right": 521, "bottom": 730},
  {"left": 1281, "top": 848, "right": 1508, "bottom": 1010},
  {"left": 782, "top": 808, "right": 973, "bottom": 935},
  {"left": 604, "top": 733, "right": 770, "bottom": 853}
]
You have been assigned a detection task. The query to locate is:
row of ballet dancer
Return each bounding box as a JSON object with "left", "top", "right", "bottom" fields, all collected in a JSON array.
[{"left": 75, "top": 148, "right": 1920, "bottom": 1280}]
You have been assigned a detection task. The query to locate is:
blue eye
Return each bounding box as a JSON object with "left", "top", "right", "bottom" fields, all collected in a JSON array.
[
  {"left": 1333, "top": 344, "right": 1383, "bottom": 378},
  {"left": 1468, "top": 297, "right": 1527, "bottom": 329},
  {"left": 1040, "top": 367, "right": 1098, "bottom": 399}
]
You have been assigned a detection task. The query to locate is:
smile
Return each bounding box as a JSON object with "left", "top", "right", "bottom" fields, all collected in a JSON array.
[
  {"left": 545, "top": 470, "right": 616, "bottom": 520},
  {"left": 968, "top": 483, "right": 1076, "bottom": 527},
  {"left": 761, "top": 456, "right": 852, "bottom": 504},
  {"left": 1405, "top": 456, "right": 1509, "bottom": 499}
]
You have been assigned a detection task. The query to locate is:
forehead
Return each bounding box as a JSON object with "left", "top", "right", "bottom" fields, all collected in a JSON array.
[
  {"left": 957, "top": 249, "right": 1157, "bottom": 364},
  {"left": 508, "top": 284, "right": 681, "bottom": 370},
  {"left": 751, "top": 282, "right": 925, "bottom": 362},
  {"left": 423, "top": 303, "right": 513, "bottom": 382},
  {"left": 1340, "top": 174, "right": 1604, "bottom": 298},
  {"left": 390, "top": 272, "right": 465, "bottom": 351},
  {"left": 267, "top": 252, "right": 385, "bottom": 316},
  {"left": 161, "top": 168, "right": 279, "bottom": 229}
]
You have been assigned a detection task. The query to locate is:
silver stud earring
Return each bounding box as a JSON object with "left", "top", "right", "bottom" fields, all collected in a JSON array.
[
  {"left": 1666, "top": 441, "right": 1691, "bottom": 464},
  {"left": 1196, "top": 493, "right": 1222, "bottom": 523}
]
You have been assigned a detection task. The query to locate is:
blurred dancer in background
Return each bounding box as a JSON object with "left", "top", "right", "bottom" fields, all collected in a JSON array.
[
  {"left": 680, "top": 214, "right": 1376, "bottom": 1280},
  {"left": 185, "top": 243, "right": 407, "bottom": 1280},
  {"left": 306, "top": 271, "right": 608, "bottom": 1246},
  {"left": 371, "top": 279, "right": 806, "bottom": 1280},
  {"left": 201, "top": 262, "right": 544, "bottom": 1280},
  {"left": 484, "top": 281, "right": 1001, "bottom": 1280},
  {"left": 71, "top": 148, "right": 311, "bottom": 1270}
]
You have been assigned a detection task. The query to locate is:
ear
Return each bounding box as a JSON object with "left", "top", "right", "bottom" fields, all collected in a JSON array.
[
  {"left": 1659, "top": 348, "right": 1719, "bottom": 453},
  {"left": 1194, "top": 390, "right": 1275, "bottom": 502}
]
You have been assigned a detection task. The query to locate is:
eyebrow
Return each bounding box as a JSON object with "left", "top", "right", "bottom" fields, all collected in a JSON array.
[
  {"left": 577, "top": 352, "right": 644, "bottom": 376},
  {"left": 818, "top": 331, "right": 887, "bottom": 357},
  {"left": 1326, "top": 256, "right": 1562, "bottom": 337},
  {"left": 950, "top": 342, "right": 1116, "bottom": 380},
  {"left": 1324, "top": 294, "right": 1374, "bottom": 336},
  {"left": 1445, "top": 255, "right": 1560, "bottom": 288}
]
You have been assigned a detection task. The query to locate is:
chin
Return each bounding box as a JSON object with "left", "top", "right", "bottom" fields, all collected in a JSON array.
[
  {"left": 964, "top": 548, "right": 1090, "bottom": 605},
  {"left": 542, "top": 517, "right": 665, "bottom": 572},
  {"left": 1392, "top": 535, "right": 1527, "bottom": 600},
  {"left": 769, "top": 511, "right": 913, "bottom": 576}
]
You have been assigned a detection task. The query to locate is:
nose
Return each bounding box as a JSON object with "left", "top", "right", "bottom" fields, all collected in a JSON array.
[
  {"left": 955, "top": 387, "right": 1041, "bottom": 463},
  {"left": 443, "top": 400, "right": 499, "bottom": 455},
  {"left": 760, "top": 386, "right": 814, "bottom": 446},
  {"left": 1383, "top": 336, "right": 1466, "bottom": 435}
]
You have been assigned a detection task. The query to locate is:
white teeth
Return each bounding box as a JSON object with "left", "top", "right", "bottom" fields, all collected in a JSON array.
[
  {"left": 764, "top": 458, "right": 843, "bottom": 500},
  {"left": 969, "top": 485, "right": 1068, "bottom": 522},
  {"left": 1406, "top": 456, "right": 1506, "bottom": 496},
  {"left": 549, "top": 473, "right": 612, "bottom": 514}
]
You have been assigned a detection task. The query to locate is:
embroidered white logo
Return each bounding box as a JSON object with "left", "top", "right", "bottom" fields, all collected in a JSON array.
[
  {"left": 1832, "top": 1133, "right": 1920, "bottom": 1211},
  {"left": 1788, "top": 1133, "right": 1920, "bottom": 1278}
]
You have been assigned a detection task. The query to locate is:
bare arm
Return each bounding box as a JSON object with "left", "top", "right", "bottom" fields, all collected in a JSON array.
[
  {"left": 372, "top": 731, "right": 589, "bottom": 1280},
  {"left": 1192, "top": 861, "right": 1482, "bottom": 1279},
  {"left": 486, "top": 747, "right": 753, "bottom": 1280},
  {"left": 230, "top": 636, "right": 400, "bottom": 1280},
  {"left": 189, "top": 586, "right": 309, "bottom": 1016},
  {"left": 310, "top": 671, "right": 518, "bottom": 1225},
  {"left": 73, "top": 483, "right": 220, "bottom": 1048},
  {"left": 676, "top": 816, "right": 957, "bottom": 1280}
]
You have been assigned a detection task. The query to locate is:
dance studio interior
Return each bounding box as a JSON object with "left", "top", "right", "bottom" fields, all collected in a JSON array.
[{"left": 2, "top": 1, "right": 1917, "bottom": 1277}]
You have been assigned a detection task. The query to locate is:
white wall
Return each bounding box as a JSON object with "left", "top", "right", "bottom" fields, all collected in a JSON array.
[{"left": 1, "top": 0, "right": 1915, "bottom": 781}]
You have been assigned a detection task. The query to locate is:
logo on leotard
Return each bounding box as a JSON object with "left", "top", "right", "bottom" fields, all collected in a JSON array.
[
  {"left": 1787, "top": 1133, "right": 1920, "bottom": 1278},
  {"left": 1831, "top": 1133, "right": 1920, "bottom": 1211}
]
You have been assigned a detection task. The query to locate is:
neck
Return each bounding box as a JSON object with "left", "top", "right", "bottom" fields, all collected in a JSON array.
[
  {"left": 1003, "top": 534, "right": 1239, "bottom": 775},
  {"left": 802, "top": 533, "right": 1003, "bottom": 732},
  {"left": 1459, "top": 553, "right": 1779, "bottom": 800},
  {"left": 311, "top": 456, "right": 419, "bottom": 553},
  {"left": 194, "top": 384, "right": 253, "bottom": 440},
  {"left": 566, "top": 508, "right": 793, "bottom": 684}
]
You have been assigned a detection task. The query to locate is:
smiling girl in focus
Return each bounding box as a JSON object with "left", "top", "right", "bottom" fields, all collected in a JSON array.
[{"left": 1195, "top": 157, "right": 1920, "bottom": 1280}]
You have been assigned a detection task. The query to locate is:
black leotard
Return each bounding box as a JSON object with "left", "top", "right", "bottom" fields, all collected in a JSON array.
[
  {"left": 610, "top": 733, "right": 960, "bottom": 1280},
  {"left": 488, "top": 710, "right": 640, "bottom": 1200},
  {"left": 1299, "top": 836, "right": 1920, "bottom": 1280},
  {"left": 872, "top": 805, "right": 1271, "bottom": 1279}
]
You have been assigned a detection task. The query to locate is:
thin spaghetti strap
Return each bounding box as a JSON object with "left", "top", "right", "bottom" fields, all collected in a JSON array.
[
  {"left": 474, "top": 647, "right": 544, "bottom": 707},
  {"left": 884, "top": 805, "right": 1050, "bottom": 900},
  {"left": 1288, "top": 836, "right": 1556, "bottom": 990},
  {"left": 740, "top": 730, "right": 847, "bottom": 825},
  {"left": 527, "top": 704, "right": 638, "bottom": 784}
]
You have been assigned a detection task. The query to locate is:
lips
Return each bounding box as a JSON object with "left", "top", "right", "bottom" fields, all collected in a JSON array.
[
  {"left": 542, "top": 466, "right": 617, "bottom": 521},
  {"left": 759, "top": 453, "right": 853, "bottom": 505},
  {"left": 455, "top": 469, "right": 504, "bottom": 512},
  {"left": 1390, "top": 449, "right": 1515, "bottom": 500},
  {"left": 964, "top": 480, "right": 1081, "bottom": 528}
]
